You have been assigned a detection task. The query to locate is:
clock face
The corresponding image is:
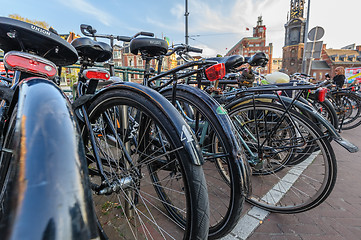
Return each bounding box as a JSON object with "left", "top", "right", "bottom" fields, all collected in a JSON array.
[{"left": 291, "top": 6, "right": 300, "bottom": 18}]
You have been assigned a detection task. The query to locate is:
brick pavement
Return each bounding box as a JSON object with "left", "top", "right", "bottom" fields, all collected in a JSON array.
[{"left": 223, "top": 125, "right": 361, "bottom": 240}]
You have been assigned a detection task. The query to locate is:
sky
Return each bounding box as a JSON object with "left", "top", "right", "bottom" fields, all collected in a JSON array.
[{"left": 1, "top": 0, "right": 360, "bottom": 58}]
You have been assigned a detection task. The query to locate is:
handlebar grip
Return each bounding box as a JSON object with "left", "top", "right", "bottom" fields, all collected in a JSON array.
[
  {"left": 139, "top": 31, "right": 154, "bottom": 37},
  {"left": 187, "top": 46, "right": 203, "bottom": 54},
  {"left": 116, "top": 36, "right": 132, "bottom": 42},
  {"left": 80, "top": 24, "right": 96, "bottom": 36},
  {"left": 318, "top": 80, "right": 331, "bottom": 87}
]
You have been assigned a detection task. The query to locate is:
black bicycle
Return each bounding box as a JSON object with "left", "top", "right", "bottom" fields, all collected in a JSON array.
[
  {"left": 0, "top": 17, "right": 99, "bottom": 239},
  {"left": 70, "top": 31, "right": 210, "bottom": 239},
  {"left": 80, "top": 24, "right": 251, "bottom": 239}
]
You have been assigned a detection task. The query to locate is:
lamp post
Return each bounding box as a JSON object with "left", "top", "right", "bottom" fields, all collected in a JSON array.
[
  {"left": 302, "top": 0, "right": 311, "bottom": 73},
  {"left": 185, "top": 0, "right": 189, "bottom": 45}
]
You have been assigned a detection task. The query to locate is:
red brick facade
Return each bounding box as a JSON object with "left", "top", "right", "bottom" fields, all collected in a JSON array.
[{"left": 225, "top": 16, "right": 273, "bottom": 74}]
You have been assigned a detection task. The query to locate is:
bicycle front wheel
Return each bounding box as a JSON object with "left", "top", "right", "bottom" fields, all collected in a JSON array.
[
  {"left": 228, "top": 102, "right": 337, "bottom": 213},
  {"left": 82, "top": 85, "right": 209, "bottom": 240}
]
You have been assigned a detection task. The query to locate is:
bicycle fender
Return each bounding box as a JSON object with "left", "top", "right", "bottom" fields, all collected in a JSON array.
[
  {"left": 91, "top": 81, "right": 204, "bottom": 166},
  {"left": 160, "top": 84, "right": 251, "bottom": 195},
  {"left": 7, "top": 78, "right": 99, "bottom": 239},
  {"left": 226, "top": 94, "right": 359, "bottom": 153}
]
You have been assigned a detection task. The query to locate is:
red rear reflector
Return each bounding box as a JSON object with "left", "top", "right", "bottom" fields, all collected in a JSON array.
[
  {"left": 83, "top": 69, "right": 110, "bottom": 80},
  {"left": 205, "top": 63, "right": 226, "bottom": 81},
  {"left": 351, "top": 86, "right": 355, "bottom": 91},
  {"left": 4, "top": 51, "right": 57, "bottom": 79},
  {"left": 317, "top": 87, "right": 327, "bottom": 102}
]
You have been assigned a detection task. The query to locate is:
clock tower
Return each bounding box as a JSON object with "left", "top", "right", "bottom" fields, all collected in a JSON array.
[{"left": 282, "top": 0, "right": 307, "bottom": 74}]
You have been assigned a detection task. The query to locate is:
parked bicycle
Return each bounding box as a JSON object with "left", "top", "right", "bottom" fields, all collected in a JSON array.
[
  {"left": 71, "top": 28, "right": 210, "bottom": 239},
  {"left": 79, "top": 25, "right": 251, "bottom": 239},
  {"left": 188, "top": 52, "right": 357, "bottom": 213},
  {"left": 0, "top": 17, "right": 99, "bottom": 239}
]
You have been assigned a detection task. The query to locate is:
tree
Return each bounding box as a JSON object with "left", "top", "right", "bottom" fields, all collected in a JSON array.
[{"left": 8, "top": 14, "right": 49, "bottom": 29}]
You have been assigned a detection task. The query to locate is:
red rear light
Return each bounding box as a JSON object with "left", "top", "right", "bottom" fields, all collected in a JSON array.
[
  {"left": 351, "top": 86, "right": 355, "bottom": 91},
  {"left": 4, "top": 51, "right": 57, "bottom": 79},
  {"left": 205, "top": 63, "right": 226, "bottom": 81},
  {"left": 317, "top": 87, "right": 327, "bottom": 102},
  {"left": 83, "top": 69, "right": 110, "bottom": 80}
]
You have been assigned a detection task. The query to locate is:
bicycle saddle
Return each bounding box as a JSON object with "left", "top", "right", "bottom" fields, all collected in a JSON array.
[
  {"left": 206, "top": 55, "right": 245, "bottom": 72},
  {"left": 71, "top": 37, "right": 112, "bottom": 63},
  {"left": 130, "top": 37, "right": 168, "bottom": 57},
  {"left": 0, "top": 17, "right": 78, "bottom": 66},
  {"left": 246, "top": 52, "right": 269, "bottom": 67}
]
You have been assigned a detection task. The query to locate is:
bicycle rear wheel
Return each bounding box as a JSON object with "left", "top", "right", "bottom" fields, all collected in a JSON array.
[
  {"left": 0, "top": 105, "right": 18, "bottom": 230},
  {"left": 82, "top": 86, "right": 209, "bottom": 240},
  {"left": 228, "top": 102, "right": 337, "bottom": 213},
  {"left": 328, "top": 91, "right": 361, "bottom": 130}
]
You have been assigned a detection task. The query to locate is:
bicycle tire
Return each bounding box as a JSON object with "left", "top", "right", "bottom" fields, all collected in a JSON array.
[
  {"left": 328, "top": 91, "right": 361, "bottom": 130},
  {"left": 161, "top": 85, "right": 247, "bottom": 239},
  {"left": 228, "top": 102, "right": 337, "bottom": 213},
  {"left": 0, "top": 105, "right": 18, "bottom": 232},
  {"left": 307, "top": 98, "right": 339, "bottom": 130},
  {"left": 82, "top": 86, "right": 209, "bottom": 240}
]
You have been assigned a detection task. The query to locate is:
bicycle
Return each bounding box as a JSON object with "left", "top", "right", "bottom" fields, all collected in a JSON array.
[
  {"left": 79, "top": 24, "right": 250, "bottom": 239},
  {"left": 0, "top": 17, "right": 99, "bottom": 239},
  {"left": 70, "top": 30, "right": 210, "bottom": 239},
  {"left": 192, "top": 53, "right": 354, "bottom": 213}
]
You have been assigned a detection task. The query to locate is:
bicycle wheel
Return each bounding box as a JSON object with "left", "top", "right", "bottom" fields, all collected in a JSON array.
[
  {"left": 161, "top": 85, "right": 247, "bottom": 239},
  {"left": 0, "top": 105, "right": 18, "bottom": 230},
  {"left": 309, "top": 98, "right": 339, "bottom": 130},
  {"left": 228, "top": 102, "right": 337, "bottom": 213},
  {"left": 328, "top": 91, "right": 361, "bottom": 130},
  {"left": 82, "top": 86, "right": 209, "bottom": 240}
]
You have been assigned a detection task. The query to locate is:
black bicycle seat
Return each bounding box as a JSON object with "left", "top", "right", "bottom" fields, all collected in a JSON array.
[
  {"left": 206, "top": 55, "right": 245, "bottom": 72},
  {"left": 130, "top": 37, "right": 168, "bottom": 57},
  {"left": 247, "top": 52, "right": 268, "bottom": 67},
  {"left": 0, "top": 17, "right": 78, "bottom": 66},
  {"left": 71, "top": 37, "right": 112, "bottom": 63}
]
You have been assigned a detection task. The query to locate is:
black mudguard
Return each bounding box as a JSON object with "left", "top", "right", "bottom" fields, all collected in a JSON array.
[
  {"left": 91, "top": 81, "right": 204, "bottom": 165},
  {"left": 6, "top": 78, "right": 98, "bottom": 239}
]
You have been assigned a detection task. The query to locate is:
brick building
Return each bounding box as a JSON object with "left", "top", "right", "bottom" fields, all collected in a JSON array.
[
  {"left": 113, "top": 42, "right": 174, "bottom": 82},
  {"left": 308, "top": 44, "right": 361, "bottom": 81},
  {"left": 225, "top": 16, "right": 273, "bottom": 74}
]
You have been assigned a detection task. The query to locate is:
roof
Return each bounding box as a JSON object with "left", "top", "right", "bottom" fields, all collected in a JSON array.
[
  {"left": 324, "top": 48, "right": 361, "bottom": 64},
  {"left": 311, "top": 60, "right": 330, "bottom": 70},
  {"left": 324, "top": 49, "right": 359, "bottom": 56}
]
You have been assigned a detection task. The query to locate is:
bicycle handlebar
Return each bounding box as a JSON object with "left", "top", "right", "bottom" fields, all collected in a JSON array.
[
  {"left": 80, "top": 24, "right": 154, "bottom": 42},
  {"left": 166, "top": 44, "right": 203, "bottom": 57}
]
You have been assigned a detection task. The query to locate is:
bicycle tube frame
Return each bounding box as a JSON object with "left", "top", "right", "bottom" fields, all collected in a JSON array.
[
  {"left": 225, "top": 94, "right": 359, "bottom": 153},
  {"left": 4, "top": 78, "right": 98, "bottom": 239}
]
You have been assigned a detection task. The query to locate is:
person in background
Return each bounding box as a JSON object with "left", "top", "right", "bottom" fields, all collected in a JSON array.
[{"left": 332, "top": 66, "right": 346, "bottom": 88}]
